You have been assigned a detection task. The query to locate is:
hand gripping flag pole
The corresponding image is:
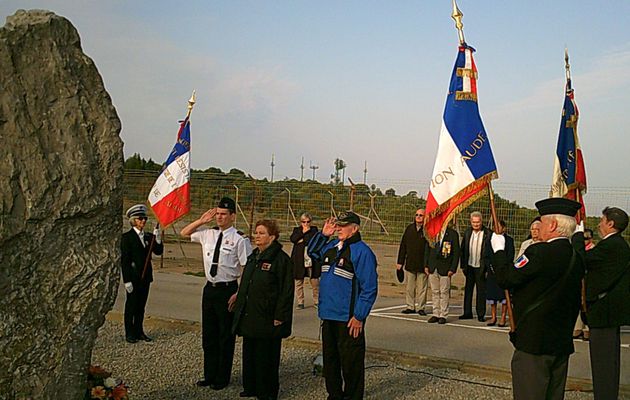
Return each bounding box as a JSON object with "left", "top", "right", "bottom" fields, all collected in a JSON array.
[{"left": 142, "top": 91, "right": 196, "bottom": 280}]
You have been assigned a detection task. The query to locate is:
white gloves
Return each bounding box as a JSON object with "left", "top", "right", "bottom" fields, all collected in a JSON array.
[
  {"left": 153, "top": 227, "right": 161, "bottom": 244},
  {"left": 490, "top": 233, "right": 505, "bottom": 252},
  {"left": 125, "top": 282, "right": 133, "bottom": 293},
  {"left": 574, "top": 221, "right": 584, "bottom": 234}
]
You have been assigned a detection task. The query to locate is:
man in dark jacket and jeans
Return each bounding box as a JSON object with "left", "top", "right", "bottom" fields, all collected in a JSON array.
[
  {"left": 396, "top": 208, "right": 428, "bottom": 315},
  {"left": 308, "top": 211, "right": 378, "bottom": 400},
  {"left": 575, "top": 206, "right": 630, "bottom": 400}
]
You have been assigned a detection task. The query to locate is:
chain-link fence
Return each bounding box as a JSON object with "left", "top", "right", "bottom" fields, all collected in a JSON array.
[{"left": 123, "top": 170, "right": 630, "bottom": 247}]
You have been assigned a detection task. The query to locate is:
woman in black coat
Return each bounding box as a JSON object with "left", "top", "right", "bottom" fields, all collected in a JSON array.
[
  {"left": 289, "top": 212, "right": 320, "bottom": 309},
  {"left": 232, "top": 219, "right": 294, "bottom": 400},
  {"left": 486, "top": 219, "right": 514, "bottom": 327}
]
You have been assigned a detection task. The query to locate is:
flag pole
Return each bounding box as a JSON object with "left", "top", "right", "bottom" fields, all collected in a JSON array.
[
  {"left": 451, "top": 0, "right": 466, "bottom": 46},
  {"left": 142, "top": 91, "right": 196, "bottom": 280}
]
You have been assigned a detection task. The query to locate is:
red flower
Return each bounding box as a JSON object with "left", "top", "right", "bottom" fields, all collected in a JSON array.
[{"left": 110, "top": 384, "right": 128, "bottom": 400}]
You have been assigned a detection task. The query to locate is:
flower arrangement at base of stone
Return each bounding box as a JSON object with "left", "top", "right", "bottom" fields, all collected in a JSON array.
[{"left": 85, "top": 365, "right": 129, "bottom": 400}]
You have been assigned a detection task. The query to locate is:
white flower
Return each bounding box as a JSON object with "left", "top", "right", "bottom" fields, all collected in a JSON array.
[{"left": 104, "top": 377, "right": 117, "bottom": 388}]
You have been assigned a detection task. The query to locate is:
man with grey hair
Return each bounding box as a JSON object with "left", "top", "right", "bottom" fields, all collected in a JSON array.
[
  {"left": 460, "top": 211, "right": 492, "bottom": 321},
  {"left": 490, "top": 197, "right": 584, "bottom": 400}
]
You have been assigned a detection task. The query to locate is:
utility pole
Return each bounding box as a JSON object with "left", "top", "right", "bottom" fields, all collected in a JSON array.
[
  {"left": 310, "top": 161, "right": 319, "bottom": 181},
  {"left": 363, "top": 161, "right": 368, "bottom": 185},
  {"left": 270, "top": 153, "right": 275, "bottom": 183},
  {"left": 300, "top": 156, "right": 305, "bottom": 182}
]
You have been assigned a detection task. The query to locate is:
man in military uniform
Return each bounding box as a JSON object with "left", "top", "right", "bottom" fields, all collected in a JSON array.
[
  {"left": 574, "top": 206, "right": 630, "bottom": 400},
  {"left": 308, "top": 211, "right": 378, "bottom": 400},
  {"left": 424, "top": 226, "right": 460, "bottom": 324},
  {"left": 180, "top": 197, "right": 252, "bottom": 390},
  {"left": 121, "top": 204, "right": 163, "bottom": 343},
  {"left": 490, "top": 197, "right": 583, "bottom": 400}
]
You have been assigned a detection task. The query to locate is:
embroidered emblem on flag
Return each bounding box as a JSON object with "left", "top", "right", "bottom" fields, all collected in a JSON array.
[{"left": 514, "top": 255, "right": 529, "bottom": 269}]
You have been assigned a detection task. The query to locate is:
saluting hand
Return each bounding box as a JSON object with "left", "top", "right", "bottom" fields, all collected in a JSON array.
[
  {"left": 347, "top": 317, "right": 363, "bottom": 338},
  {"left": 322, "top": 217, "right": 337, "bottom": 237},
  {"left": 199, "top": 208, "right": 217, "bottom": 224}
]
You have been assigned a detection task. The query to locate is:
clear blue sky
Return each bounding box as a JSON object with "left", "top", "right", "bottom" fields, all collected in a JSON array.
[{"left": 2, "top": 1, "right": 629, "bottom": 200}]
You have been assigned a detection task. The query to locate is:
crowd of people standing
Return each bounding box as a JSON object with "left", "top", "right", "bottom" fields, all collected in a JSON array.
[{"left": 120, "top": 196, "right": 629, "bottom": 400}]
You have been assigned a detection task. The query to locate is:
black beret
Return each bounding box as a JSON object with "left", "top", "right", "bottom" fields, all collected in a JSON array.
[
  {"left": 535, "top": 197, "right": 581, "bottom": 217},
  {"left": 336, "top": 211, "right": 361, "bottom": 226},
  {"left": 217, "top": 197, "right": 236, "bottom": 212}
]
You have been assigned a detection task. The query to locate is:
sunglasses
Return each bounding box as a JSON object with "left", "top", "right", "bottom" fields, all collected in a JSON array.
[
  {"left": 138, "top": 217, "right": 148, "bottom": 221},
  {"left": 415, "top": 214, "right": 424, "bottom": 217},
  {"left": 584, "top": 236, "right": 592, "bottom": 240},
  {"left": 301, "top": 220, "right": 311, "bottom": 223}
]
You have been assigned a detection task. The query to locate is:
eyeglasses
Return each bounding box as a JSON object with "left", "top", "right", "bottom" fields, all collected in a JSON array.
[
  {"left": 415, "top": 214, "right": 424, "bottom": 217},
  {"left": 138, "top": 217, "right": 148, "bottom": 221},
  {"left": 301, "top": 220, "right": 311, "bottom": 223},
  {"left": 584, "top": 236, "right": 592, "bottom": 240}
]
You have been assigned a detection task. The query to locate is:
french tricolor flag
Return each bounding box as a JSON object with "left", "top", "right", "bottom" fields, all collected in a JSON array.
[
  {"left": 148, "top": 117, "right": 191, "bottom": 228},
  {"left": 424, "top": 45, "right": 498, "bottom": 244}
]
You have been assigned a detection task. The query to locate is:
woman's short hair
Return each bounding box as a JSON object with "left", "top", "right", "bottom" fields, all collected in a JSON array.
[
  {"left": 256, "top": 219, "right": 280, "bottom": 240},
  {"left": 300, "top": 212, "right": 312, "bottom": 222}
]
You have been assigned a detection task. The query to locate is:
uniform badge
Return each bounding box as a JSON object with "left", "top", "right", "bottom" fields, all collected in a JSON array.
[
  {"left": 338, "top": 258, "right": 344, "bottom": 266},
  {"left": 514, "top": 255, "right": 529, "bottom": 269},
  {"left": 261, "top": 262, "right": 271, "bottom": 271}
]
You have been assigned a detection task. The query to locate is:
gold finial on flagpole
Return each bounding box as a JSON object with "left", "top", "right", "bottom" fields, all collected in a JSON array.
[
  {"left": 451, "top": 0, "right": 466, "bottom": 45},
  {"left": 186, "top": 90, "right": 196, "bottom": 118},
  {"left": 564, "top": 48, "right": 571, "bottom": 82}
]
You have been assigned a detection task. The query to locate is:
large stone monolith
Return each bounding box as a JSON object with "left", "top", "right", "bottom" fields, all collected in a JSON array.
[{"left": 0, "top": 10, "right": 123, "bottom": 399}]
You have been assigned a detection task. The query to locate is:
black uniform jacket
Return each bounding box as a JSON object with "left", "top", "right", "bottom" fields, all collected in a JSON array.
[
  {"left": 493, "top": 238, "right": 583, "bottom": 356},
  {"left": 289, "top": 226, "right": 321, "bottom": 279},
  {"left": 575, "top": 232, "right": 630, "bottom": 328},
  {"left": 425, "top": 227, "right": 460, "bottom": 276},
  {"left": 233, "top": 240, "right": 295, "bottom": 339},
  {"left": 397, "top": 223, "right": 428, "bottom": 273},
  {"left": 460, "top": 226, "right": 492, "bottom": 274},
  {"left": 121, "top": 228, "right": 164, "bottom": 285}
]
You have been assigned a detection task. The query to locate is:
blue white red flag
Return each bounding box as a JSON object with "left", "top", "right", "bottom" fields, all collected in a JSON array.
[
  {"left": 148, "top": 117, "right": 191, "bottom": 227},
  {"left": 424, "top": 45, "right": 498, "bottom": 244},
  {"left": 550, "top": 75, "right": 587, "bottom": 221}
]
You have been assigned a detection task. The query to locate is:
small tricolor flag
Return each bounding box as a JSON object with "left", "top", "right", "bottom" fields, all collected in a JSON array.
[
  {"left": 148, "top": 117, "right": 191, "bottom": 228},
  {"left": 550, "top": 54, "right": 587, "bottom": 221},
  {"left": 424, "top": 44, "right": 498, "bottom": 244}
]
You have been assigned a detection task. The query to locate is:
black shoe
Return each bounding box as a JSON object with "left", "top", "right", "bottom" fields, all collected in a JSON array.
[
  {"left": 138, "top": 333, "right": 153, "bottom": 342},
  {"left": 478, "top": 316, "right": 486, "bottom": 322},
  {"left": 438, "top": 318, "right": 447, "bottom": 324},
  {"left": 427, "top": 316, "right": 439, "bottom": 323},
  {"left": 210, "top": 383, "right": 228, "bottom": 390},
  {"left": 401, "top": 308, "right": 415, "bottom": 314},
  {"left": 240, "top": 391, "right": 256, "bottom": 397},
  {"left": 486, "top": 320, "right": 497, "bottom": 326},
  {"left": 125, "top": 336, "right": 138, "bottom": 344},
  {"left": 459, "top": 314, "right": 473, "bottom": 320},
  {"left": 417, "top": 310, "right": 427, "bottom": 316},
  {"left": 196, "top": 379, "right": 212, "bottom": 387}
]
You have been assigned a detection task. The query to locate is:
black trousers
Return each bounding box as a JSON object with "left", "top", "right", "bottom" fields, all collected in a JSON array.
[
  {"left": 202, "top": 281, "right": 238, "bottom": 386},
  {"left": 242, "top": 336, "right": 282, "bottom": 399},
  {"left": 590, "top": 326, "right": 621, "bottom": 400},
  {"left": 463, "top": 267, "right": 486, "bottom": 318},
  {"left": 322, "top": 320, "right": 365, "bottom": 400},
  {"left": 511, "top": 349, "right": 568, "bottom": 400},
  {"left": 124, "top": 282, "right": 150, "bottom": 339}
]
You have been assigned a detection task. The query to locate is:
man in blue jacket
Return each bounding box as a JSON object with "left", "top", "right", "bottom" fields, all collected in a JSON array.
[{"left": 308, "top": 211, "right": 378, "bottom": 400}]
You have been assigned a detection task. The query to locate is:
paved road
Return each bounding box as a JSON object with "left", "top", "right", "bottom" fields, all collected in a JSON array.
[{"left": 112, "top": 271, "right": 630, "bottom": 385}]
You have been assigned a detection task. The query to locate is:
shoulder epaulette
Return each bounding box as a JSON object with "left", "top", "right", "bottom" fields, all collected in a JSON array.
[
  {"left": 212, "top": 226, "right": 220, "bottom": 230},
  {"left": 237, "top": 230, "right": 246, "bottom": 237}
]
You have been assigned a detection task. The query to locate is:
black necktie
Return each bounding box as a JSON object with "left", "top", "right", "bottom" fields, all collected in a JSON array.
[{"left": 210, "top": 232, "right": 223, "bottom": 277}]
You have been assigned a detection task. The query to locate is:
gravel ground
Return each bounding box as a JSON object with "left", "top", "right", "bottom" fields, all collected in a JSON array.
[{"left": 92, "top": 320, "right": 597, "bottom": 400}]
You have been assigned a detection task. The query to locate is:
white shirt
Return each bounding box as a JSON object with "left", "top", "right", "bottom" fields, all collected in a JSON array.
[
  {"left": 191, "top": 226, "right": 252, "bottom": 283},
  {"left": 133, "top": 227, "right": 145, "bottom": 247},
  {"left": 468, "top": 230, "right": 484, "bottom": 268}
]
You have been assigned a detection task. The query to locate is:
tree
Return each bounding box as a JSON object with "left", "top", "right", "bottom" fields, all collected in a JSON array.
[{"left": 385, "top": 188, "right": 396, "bottom": 197}]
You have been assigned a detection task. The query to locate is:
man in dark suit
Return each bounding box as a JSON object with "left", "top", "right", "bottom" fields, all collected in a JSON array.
[
  {"left": 424, "top": 226, "right": 460, "bottom": 324},
  {"left": 121, "top": 204, "right": 163, "bottom": 343},
  {"left": 490, "top": 198, "right": 584, "bottom": 400},
  {"left": 460, "top": 211, "right": 492, "bottom": 321},
  {"left": 396, "top": 208, "right": 429, "bottom": 315},
  {"left": 575, "top": 206, "right": 630, "bottom": 400}
]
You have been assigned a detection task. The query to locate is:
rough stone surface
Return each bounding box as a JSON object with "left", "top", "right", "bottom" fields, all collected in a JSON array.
[{"left": 0, "top": 9, "right": 123, "bottom": 399}]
